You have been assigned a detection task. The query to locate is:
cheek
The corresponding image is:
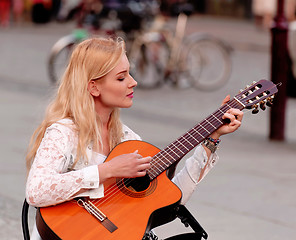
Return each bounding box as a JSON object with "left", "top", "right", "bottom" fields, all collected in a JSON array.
[{"left": 101, "top": 86, "right": 124, "bottom": 103}]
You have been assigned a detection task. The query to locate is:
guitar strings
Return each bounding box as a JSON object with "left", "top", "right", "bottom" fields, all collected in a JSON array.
[
  {"left": 87, "top": 87, "right": 275, "bottom": 209},
  {"left": 96, "top": 85, "right": 277, "bottom": 208},
  {"left": 89, "top": 119, "right": 220, "bottom": 208},
  {"left": 117, "top": 100, "right": 236, "bottom": 186},
  {"left": 96, "top": 101, "right": 234, "bottom": 204},
  {"left": 148, "top": 100, "right": 240, "bottom": 177},
  {"left": 147, "top": 84, "right": 274, "bottom": 178},
  {"left": 89, "top": 99, "right": 242, "bottom": 209},
  {"left": 90, "top": 120, "right": 221, "bottom": 209},
  {"left": 90, "top": 126, "right": 218, "bottom": 210}
]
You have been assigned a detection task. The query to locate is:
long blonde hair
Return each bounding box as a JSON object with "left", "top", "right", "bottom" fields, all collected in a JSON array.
[{"left": 26, "top": 37, "right": 125, "bottom": 171}]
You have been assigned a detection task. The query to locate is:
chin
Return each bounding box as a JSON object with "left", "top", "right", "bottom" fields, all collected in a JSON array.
[{"left": 123, "top": 102, "right": 133, "bottom": 108}]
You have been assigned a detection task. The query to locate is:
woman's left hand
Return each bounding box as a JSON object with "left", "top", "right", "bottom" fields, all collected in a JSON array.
[{"left": 211, "top": 95, "right": 244, "bottom": 139}]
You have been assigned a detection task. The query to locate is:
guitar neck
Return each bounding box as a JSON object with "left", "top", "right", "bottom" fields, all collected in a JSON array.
[
  {"left": 147, "top": 98, "right": 244, "bottom": 180},
  {"left": 147, "top": 79, "right": 279, "bottom": 180}
]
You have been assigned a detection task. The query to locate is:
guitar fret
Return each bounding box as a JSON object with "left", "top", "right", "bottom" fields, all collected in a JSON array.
[
  {"left": 151, "top": 160, "right": 165, "bottom": 173},
  {"left": 166, "top": 145, "right": 182, "bottom": 158},
  {"left": 176, "top": 139, "right": 190, "bottom": 151},
  {"left": 205, "top": 119, "right": 217, "bottom": 129},
  {"left": 233, "top": 96, "right": 245, "bottom": 108},
  {"left": 147, "top": 169, "right": 157, "bottom": 179},
  {"left": 149, "top": 150, "right": 176, "bottom": 177},
  {"left": 150, "top": 156, "right": 169, "bottom": 175},
  {"left": 218, "top": 108, "right": 225, "bottom": 115},
  {"left": 192, "top": 127, "right": 205, "bottom": 138},
  {"left": 149, "top": 151, "right": 175, "bottom": 176},
  {"left": 181, "top": 135, "right": 195, "bottom": 147},
  {"left": 154, "top": 153, "right": 171, "bottom": 168},
  {"left": 157, "top": 151, "right": 172, "bottom": 163},
  {"left": 148, "top": 162, "right": 160, "bottom": 176},
  {"left": 211, "top": 113, "right": 223, "bottom": 124},
  {"left": 200, "top": 124, "right": 210, "bottom": 134},
  {"left": 186, "top": 131, "right": 199, "bottom": 143},
  {"left": 148, "top": 166, "right": 161, "bottom": 178},
  {"left": 225, "top": 103, "right": 233, "bottom": 109}
]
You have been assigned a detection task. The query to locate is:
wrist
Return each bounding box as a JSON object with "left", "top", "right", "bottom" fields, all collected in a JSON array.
[
  {"left": 202, "top": 137, "right": 221, "bottom": 153},
  {"left": 206, "top": 137, "right": 221, "bottom": 146},
  {"left": 98, "top": 162, "right": 113, "bottom": 183},
  {"left": 209, "top": 133, "right": 221, "bottom": 139}
]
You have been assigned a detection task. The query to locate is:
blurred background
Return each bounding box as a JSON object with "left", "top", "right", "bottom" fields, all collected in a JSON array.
[{"left": 0, "top": 0, "right": 296, "bottom": 239}]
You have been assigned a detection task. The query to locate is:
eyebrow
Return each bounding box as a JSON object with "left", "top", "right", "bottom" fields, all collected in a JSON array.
[{"left": 116, "top": 70, "right": 128, "bottom": 76}]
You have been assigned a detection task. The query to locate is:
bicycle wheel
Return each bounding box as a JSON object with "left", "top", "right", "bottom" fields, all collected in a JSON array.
[
  {"left": 179, "top": 34, "right": 233, "bottom": 91},
  {"left": 48, "top": 28, "right": 89, "bottom": 84},
  {"left": 48, "top": 34, "right": 78, "bottom": 84},
  {"left": 129, "top": 31, "right": 169, "bottom": 89}
]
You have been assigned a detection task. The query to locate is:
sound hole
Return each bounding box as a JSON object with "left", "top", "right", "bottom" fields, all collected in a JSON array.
[
  {"left": 124, "top": 175, "right": 151, "bottom": 192},
  {"left": 117, "top": 175, "right": 157, "bottom": 198}
]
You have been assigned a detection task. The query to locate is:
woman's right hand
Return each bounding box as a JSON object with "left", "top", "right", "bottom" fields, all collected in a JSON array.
[{"left": 98, "top": 151, "right": 152, "bottom": 183}]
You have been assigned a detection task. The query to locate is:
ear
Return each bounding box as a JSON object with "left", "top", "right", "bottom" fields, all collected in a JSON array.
[{"left": 88, "top": 80, "right": 100, "bottom": 97}]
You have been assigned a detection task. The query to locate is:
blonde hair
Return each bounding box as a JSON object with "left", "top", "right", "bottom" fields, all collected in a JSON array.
[{"left": 26, "top": 37, "right": 125, "bottom": 171}]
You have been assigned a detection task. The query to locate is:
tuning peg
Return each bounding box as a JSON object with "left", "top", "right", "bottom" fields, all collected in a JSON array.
[
  {"left": 252, "top": 104, "right": 259, "bottom": 114},
  {"left": 266, "top": 96, "right": 274, "bottom": 107},
  {"left": 260, "top": 101, "right": 266, "bottom": 110},
  {"left": 266, "top": 100, "right": 273, "bottom": 107}
]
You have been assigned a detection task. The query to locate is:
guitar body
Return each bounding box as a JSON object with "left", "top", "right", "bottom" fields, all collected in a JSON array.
[{"left": 37, "top": 140, "right": 182, "bottom": 240}]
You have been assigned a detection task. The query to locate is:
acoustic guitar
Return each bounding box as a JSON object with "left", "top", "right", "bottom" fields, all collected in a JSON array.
[{"left": 36, "top": 79, "right": 278, "bottom": 239}]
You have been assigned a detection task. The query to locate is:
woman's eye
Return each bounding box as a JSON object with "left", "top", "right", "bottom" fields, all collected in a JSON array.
[{"left": 118, "top": 78, "right": 125, "bottom": 81}]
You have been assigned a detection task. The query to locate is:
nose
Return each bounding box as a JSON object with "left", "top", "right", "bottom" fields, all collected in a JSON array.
[{"left": 129, "top": 74, "right": 138, "bottom": 88}]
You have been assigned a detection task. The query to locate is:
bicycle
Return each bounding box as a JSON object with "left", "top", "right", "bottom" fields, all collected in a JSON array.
[
  {"left": 48, "top": 3, "right": 233, "bottom": 91},
  {"left": 129, "top": 12, "right": 233, "bottom": 91},
  {"left": 47, "top": 0, "right": 159, "bottom": 85}
]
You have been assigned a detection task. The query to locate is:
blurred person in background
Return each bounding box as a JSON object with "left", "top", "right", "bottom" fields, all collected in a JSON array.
[
  {"left": 25, "top": 37, "right": 243, "bottom": 240},
  {"left": 252, "top": 0, "right": 276, "bottom": 29},
  {"left": 31, "top": 0, "right": 52, "bottom": 23},
  {"left": 252, "top": 0, "right": 296, "bottom": 29},
  {"left": 12, "top": 0, "right": 24, "bottom": 24},
  {"left": 0, "top": 0, "right": 11, "bottom": 27},
  {"left": 160, "top": 0, "right": 194, "bottom": 17},
  {"left": 286, "top": 0, "right": 296, "bottom": 21}
]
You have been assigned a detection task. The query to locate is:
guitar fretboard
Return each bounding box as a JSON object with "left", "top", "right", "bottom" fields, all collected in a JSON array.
[{"left": 147, "top": 98, "right": 244, "bottom": 180}]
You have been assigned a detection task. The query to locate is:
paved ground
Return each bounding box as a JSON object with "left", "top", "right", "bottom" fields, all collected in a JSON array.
[{"left": 0, "top": 15, "right": 295, "bottom": 239}]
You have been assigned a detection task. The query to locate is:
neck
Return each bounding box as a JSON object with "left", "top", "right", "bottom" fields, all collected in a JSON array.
[
  {"left": 94, "top": 103, "right": 114, "bottom": 128},
  {"left": 99, "top": 113, "right": 111, "bottom": 128},
  {"left": 94, "top": 107, "right": 112, "bottom": 154}
]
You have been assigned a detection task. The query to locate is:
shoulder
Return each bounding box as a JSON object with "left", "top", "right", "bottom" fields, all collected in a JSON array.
[
  {"left": 121, "top": 124, "right": 142, "bottom": 141},
  {"left": 47, "top": 118, "right": 76, "bottom": 132},
  {"left": 39, "top": 118, "right": 78, "bottom": 155},
  {"left": 45, "top": 118, "right": 77, "bottom": 142}
]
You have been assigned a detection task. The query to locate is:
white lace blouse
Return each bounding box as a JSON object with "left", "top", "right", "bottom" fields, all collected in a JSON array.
[{"left": 26, "top": 118, "right": 219, "bottom": 208}]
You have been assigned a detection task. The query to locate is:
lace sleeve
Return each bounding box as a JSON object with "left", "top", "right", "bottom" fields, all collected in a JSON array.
[
  {"left": 172, "top": 145, "right": 219, "bottom": 204},
  {"left": 26, "top": 123, "right": 100, "bottom": 207}
]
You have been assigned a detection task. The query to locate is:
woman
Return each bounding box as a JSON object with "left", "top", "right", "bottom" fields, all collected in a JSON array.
[{"left": 26, "top": 37, "right": 243, "bottom": 239}]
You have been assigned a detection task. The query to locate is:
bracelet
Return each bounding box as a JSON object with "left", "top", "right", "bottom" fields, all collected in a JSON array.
[
  {"left": 203, "top": 137, "right": 220, "bottom": 153},
  {"left": 207, "top": 137, "right": 221, "bottom": 146}
]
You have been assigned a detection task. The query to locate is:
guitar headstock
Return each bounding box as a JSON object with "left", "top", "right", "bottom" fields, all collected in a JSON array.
[{"left": 235, "top": 79, "right": 279, "bottom": 114}]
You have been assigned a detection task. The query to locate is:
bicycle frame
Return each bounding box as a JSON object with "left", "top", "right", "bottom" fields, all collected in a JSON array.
[{"left": 167, "top": 13, "right": 188, "bottom": 71}]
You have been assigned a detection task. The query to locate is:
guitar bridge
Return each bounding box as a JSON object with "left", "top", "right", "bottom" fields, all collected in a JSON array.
[{"left": 77, "top": 199, "right": 118, "bottom": 233}]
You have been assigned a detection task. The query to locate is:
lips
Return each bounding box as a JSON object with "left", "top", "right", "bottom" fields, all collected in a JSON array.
[{"left": 127, "top": 92, "right": 134, "bottom": 98}]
